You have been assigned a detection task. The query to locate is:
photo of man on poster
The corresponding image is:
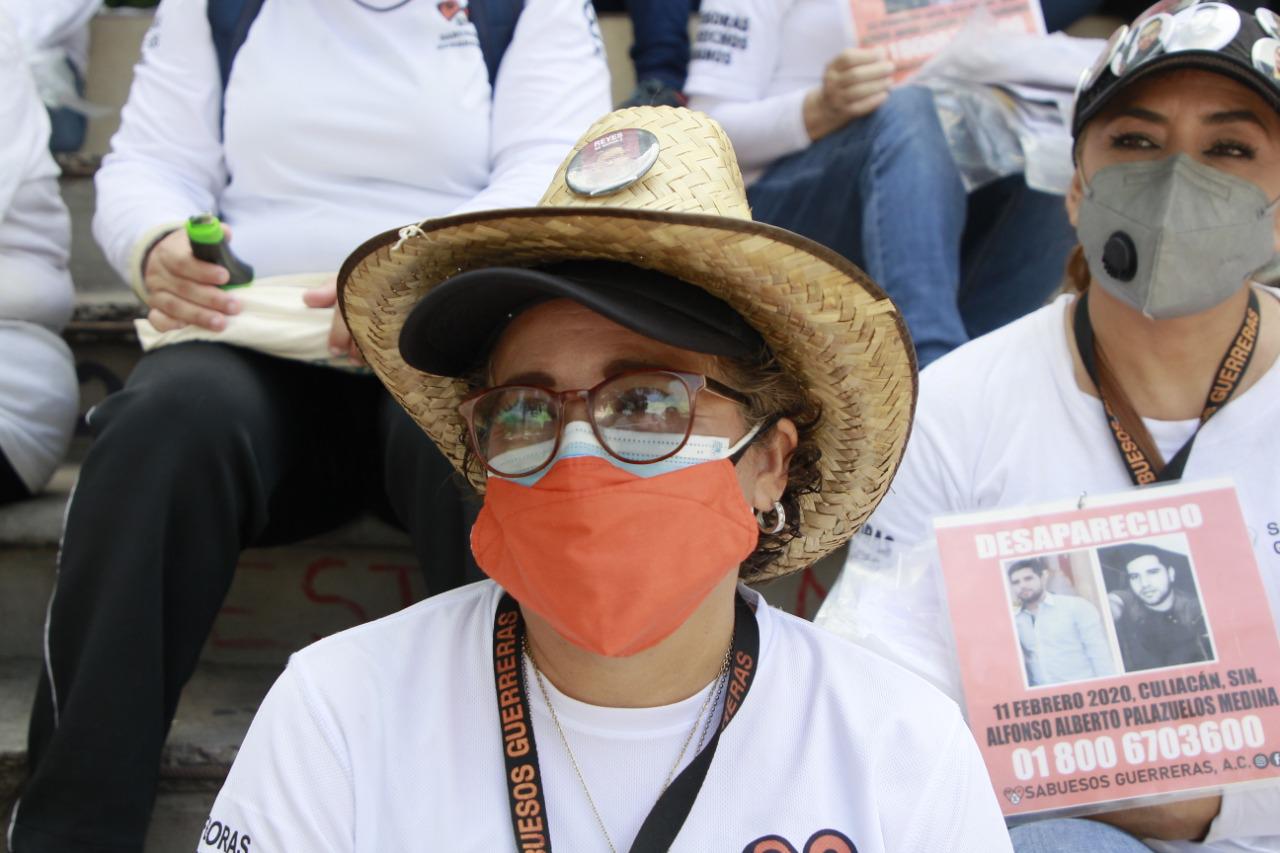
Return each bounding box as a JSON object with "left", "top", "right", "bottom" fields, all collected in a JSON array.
[
  {"left": 1100, "top": 542, "right": 1215, "bottom": 674},
  {"left": 1006, "top": 556, "right": 1117, "bottom": 687}
]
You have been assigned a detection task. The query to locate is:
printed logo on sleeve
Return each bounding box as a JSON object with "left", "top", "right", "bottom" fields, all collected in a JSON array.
[
  {"left": 202, "top": 817, "right": 252, "bottom": 853},
  {"left": 692, "top": 10, "right": 751, "bottom": 65},
  {"left": 583, "top": 0, "right": 605, "bottom": 55},
  {"left": 141, "top": 7, "right": 163, "bottom": 52},
  {"left": 437, "top": 0, "right": 470, "bottom": 22},
  {"left": 434, "top": 0, "right": 479, "bottom": 50}
]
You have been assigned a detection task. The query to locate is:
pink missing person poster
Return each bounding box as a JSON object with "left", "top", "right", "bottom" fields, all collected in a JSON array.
[
  {"left": 845, "top": 0, "right": 1046, "bottom": 79},
  {"left": 934, "top": 480, "right": 1280, "bottom": 817}
]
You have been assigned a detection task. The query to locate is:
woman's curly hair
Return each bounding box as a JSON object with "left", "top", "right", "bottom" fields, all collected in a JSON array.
[
  {"left": 459, "top": 344, "right": 824, "bottom": 579},
  {"left": 716, "top": 346, "right": 823, "bottom": 578}
]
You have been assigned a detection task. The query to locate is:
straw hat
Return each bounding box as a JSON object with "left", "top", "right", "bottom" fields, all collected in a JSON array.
[{"left": 338, "top": 106, "right": 917, "bottom": 581}]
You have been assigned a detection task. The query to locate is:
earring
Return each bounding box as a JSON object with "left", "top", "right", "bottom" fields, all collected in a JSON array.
[{"left": 755, "top": 500, "right": 785, "bottom": 535}]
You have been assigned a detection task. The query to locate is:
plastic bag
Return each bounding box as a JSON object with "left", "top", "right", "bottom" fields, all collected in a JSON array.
[
  {"left": 134, "top": 272, "right": 364, "bottom": 371},
  {"left": 815, "top": 533, "right": 966, "bottom": 701}
]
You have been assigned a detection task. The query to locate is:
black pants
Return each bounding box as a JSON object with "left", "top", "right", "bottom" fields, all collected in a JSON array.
[
  {"left": 12, "top": 343, "right": 478, "bottom": 852},
  {"left": 0, "top": 449, "right": 31, "bottom": 505}
]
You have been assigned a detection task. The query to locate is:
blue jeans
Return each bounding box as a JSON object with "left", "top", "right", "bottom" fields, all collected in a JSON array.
[
  {"left": 594, "top": 0, "right": 692, "bottom": 90},
  {"left": 959, "top": 171, "right": 1076, "bottom": 339},
  {"left": 47, "top": 58, "right": 87, "bottom": 153},
  {"left": 1010, "top": 818, "right": 1152, "bottom": 852},
  {"left": 747, "top": 86, "right": 1073, "bottom": 366}
]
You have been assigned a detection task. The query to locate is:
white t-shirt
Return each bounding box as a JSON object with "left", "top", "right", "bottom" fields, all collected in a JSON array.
[
  {"left": 685, "top": 0, "right": 846, "bottom": 177},
  {"left": 817, "top": 292, "right": 1280, "bottom": 852},
  {"left": 94, "top": 0, "right": 609, "bottom": 292},
  {"left": 199, "top": 580, "right": 1013, "bottom": 853},
  {"left": 0, "top": 11, "right": 77, "bottom": 493},
  {"left": 0, "top": 0, "right": 98, "bottom": 74}
]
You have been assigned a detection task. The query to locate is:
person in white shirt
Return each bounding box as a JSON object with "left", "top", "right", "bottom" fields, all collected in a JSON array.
[
  {"left": 684, "top": 0, "right": 1078, "bottom": 366},
  {"left": 0, "top": 0, "right": 101, "bottom": 152},
  {"left": 817, "top": 2, "right": 1280, "bottom": 850},
  {"left": 7, "top": 1, "right": 608, "bottom": 850},
  {"left": 0, "top": 9, "right": 78, "bottom": 505},
  {"left": 195, "top": 106, "right": 1013, "bottom": 852}
]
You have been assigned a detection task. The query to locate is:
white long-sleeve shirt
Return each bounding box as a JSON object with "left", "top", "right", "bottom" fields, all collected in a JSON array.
[
  {"left": 94, "top": 0, "right": 610, "bottom": 294},
  {"left": 685, "top": 0, "right": 844, "bottom": 178},
  {"left": 0, "top": 8, "right": 78, "bottom": 493},
  {"left": 0, "top": 0, "right": 98, "bottom": 72},
  {"left": 0, "top": 9, "right": 73, "bottom": 332}
]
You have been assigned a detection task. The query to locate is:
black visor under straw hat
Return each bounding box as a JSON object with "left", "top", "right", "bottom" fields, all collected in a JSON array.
[{"left": 399, "top": 261, "right": 767, "bottom": 377}]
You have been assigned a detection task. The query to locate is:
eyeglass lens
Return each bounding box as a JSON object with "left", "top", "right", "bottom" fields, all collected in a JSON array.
[{"left": 471, "top": 372, "right": 695, "bottom": 476}]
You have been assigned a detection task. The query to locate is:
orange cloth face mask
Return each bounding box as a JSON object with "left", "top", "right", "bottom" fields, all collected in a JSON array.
[{"left": 471, "top": 456, "right": 760, "bottom": 657}]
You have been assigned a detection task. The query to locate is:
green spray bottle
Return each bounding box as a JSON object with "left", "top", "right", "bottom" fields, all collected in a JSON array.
[{"left": 187, "top": 213, "right": 254, "bottom": 289}]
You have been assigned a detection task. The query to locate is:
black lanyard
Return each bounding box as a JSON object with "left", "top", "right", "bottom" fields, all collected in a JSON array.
[
  {"left": 1073, "top": 289, "right": 1260, "bottom": 486},
  {"left": 491, "top": 591, "right": 760, "bottom": 853}
]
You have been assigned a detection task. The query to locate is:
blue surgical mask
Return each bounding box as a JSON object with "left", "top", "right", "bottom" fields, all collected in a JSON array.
[{"left": 490, "top": 420, "right": 765, "bottom": 487}]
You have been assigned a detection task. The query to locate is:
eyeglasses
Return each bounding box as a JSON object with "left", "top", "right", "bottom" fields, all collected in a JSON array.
[{"left": 459, "top": 370, "right": 750, "bottom": 478}]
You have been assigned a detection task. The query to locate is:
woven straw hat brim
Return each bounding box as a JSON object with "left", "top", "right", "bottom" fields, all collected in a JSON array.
[{"left": 339, "top": 206, "right": 917, "bottom": 582}]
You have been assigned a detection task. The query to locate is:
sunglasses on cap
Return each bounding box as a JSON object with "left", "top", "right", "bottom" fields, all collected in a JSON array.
[{"left": 458, "top": 369, "right": 759, "bottom": 479}]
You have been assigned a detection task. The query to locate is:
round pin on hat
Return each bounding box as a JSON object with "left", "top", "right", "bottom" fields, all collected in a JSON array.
[
  {"left": 1123, "top": 13, "right": 1173, "bottom": 72},
  {"left": 564, "top": 128, "right": 661, "bottom": 197},
  {"left": 1165, "top": 2, "right": 1241, "bottom": 52},
  {"left": 1082, "top": 24, "right": 1128, "bottom": 92},
  {"left": 1259, "top": 7, "right": 1279, "bottom": 39},
  {"left": 1255, "top": 37, "right": 1280, "bottom": 80},
  {"left": 1254, "top": 6, "right": 1274, "bottom": 36}
]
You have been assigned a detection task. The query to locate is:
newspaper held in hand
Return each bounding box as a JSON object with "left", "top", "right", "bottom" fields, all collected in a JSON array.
[
  {"left": 845, "top": 0, "right": 1047, "bottom": 80},
  {"left": 934, "top": 480, "right": 1280, "bottom": 818}
]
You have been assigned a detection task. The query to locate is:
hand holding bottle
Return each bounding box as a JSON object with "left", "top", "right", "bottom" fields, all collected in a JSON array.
[{"left": 142, "top": 227, "right": 243, "bottom": 332}]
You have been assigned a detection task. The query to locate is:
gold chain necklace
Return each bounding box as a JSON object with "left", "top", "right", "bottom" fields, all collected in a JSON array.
[{"left": 523, "top": 638, "right": 732, "bottom": 853}]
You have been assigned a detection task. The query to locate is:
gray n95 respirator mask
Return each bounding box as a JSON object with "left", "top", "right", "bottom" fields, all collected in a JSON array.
[{"left": 1077, "top": 155, "right": 1279, "bottom": 319}]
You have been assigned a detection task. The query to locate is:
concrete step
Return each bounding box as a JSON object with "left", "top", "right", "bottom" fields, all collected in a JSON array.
[
  {"left": 0, "top": 465, "right": 421, "bottom": 667},
  {"left": 0, "top": 537, "right": 425, "bottom": 667},
  {"left": 0, "top": 658, "right": 274, "bottom": 794},
  {"left": 61, "top": 175, "right": 131, "bottom": 305},
  {"left": 4, "top": 786, "right": 243, "bottom": 853},
  {"left": 3, "top": 783, "right": 224, "bottom": 853},
  {"left": 144, "top": 790, "right": 219, "bottom": 853},
  {"left": 0, "top": 656, "right": 274, "bottom": 851}
]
